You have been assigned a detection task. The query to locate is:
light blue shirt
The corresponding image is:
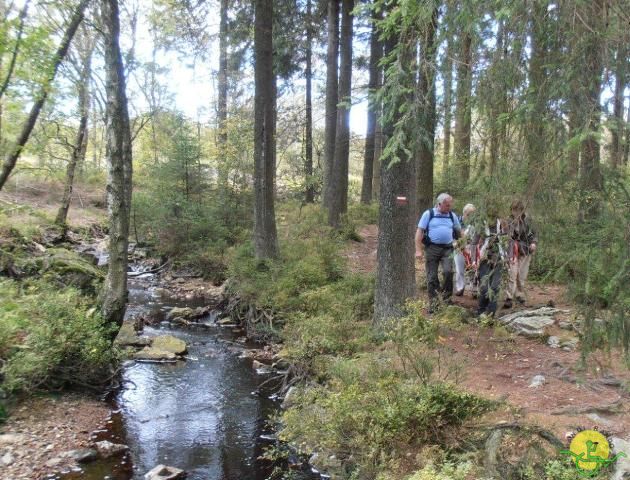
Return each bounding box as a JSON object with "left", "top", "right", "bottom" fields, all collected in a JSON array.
[{"left": 418, "top": 208, "right": 462, "bottom": 245}]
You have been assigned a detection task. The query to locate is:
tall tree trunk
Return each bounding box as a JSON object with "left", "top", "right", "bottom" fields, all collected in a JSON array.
[
  {"left": 56, "top": 35, "right": 93, "bottom": 227},
  {"left": 322, "top": 0, "right": 339, "bottom": 209},
  {"left": 610, "top": 38, "right": 627, "bottom": 169},
  {"left": 416, "top": 6, "right": 439, "bottom": 217},
  {"left": 578, "top": 0, "right": 604, "bottom": 221},
  {"left": 566, "top": 103, "right": 580, "bottom": 178},
  {"left": 217, "top": 0, "right": 229, "bottom": 184},
  {"left": 360, "top": 7, "right": 382, "bottom": 205},
  {"left": 487, "top": 19, "right": 504, "bottom": 178},
  {"left": 525, "top": 1, "right": 549, "bottom": 196},
  {"left": 374, "top": 36, "right": 417, "bottom": 326},
  {"left": 327, "top": 0, "right": 353, "bottom": 228},
  {"left": 253, "top": 0, "right": 278, "bottom": 259},
  {"left": 0, "top": 0, "right": 89, "bottom": 191},
  {"left": 442, "top": 34, "right": 453, "bottom": 180},
  {"left": 304, "top": 0, "right": 314, "bottom": 203},
  {"left": 0, "top": 0, "right": 29, "bottom": 101},
  {"left": 453, "top": 32, "right": 472, "bottom": 187},
  {"left": 372, "top": 102, "right": 382, "bottom": 201},
  {"left": 101, "top": 0, "right": 133, "bottom": 334}
]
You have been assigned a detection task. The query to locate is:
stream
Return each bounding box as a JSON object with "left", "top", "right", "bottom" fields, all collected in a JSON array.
[{"left": 55, "top": 271, "right": 319, "bottom": 480}]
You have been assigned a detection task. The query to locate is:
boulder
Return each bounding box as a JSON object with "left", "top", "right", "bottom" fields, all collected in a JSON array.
[
  {"left": 67, "top": 448, "right": 98, "bottom": 463},
  {"left": 167, "top": 307, "right": 195, "bottom": 320},
  {"left": 152, "top": 335, "right": 187, "bottom": 355},
  {"left": 134, "top": 348, "right": 177, "bottom": 362},
  {"left": 144, "top": 464, "right": 186, "bottom": 480},
  {"left": 610, "top": 437, "right": 630, "bottom": 480},
  {"left": 528, "top": 375, "right": 546, "bottom": 388},
  {"left": 94, "top": 440, "right": 128, "bottom": 458},
  {"left": 115, "top": 323, "right": 152, "bottom": 348},
  {"left": 498, "top": 307, "right": 563, "bottom": 338}
]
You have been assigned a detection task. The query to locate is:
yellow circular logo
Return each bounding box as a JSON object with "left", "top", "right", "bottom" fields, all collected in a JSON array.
[
  {"left": 560, "top": 429, "right": 627, "bottom": 478},
  {"left": 569, "top": 430, "right": 610, "bottom": 471}
]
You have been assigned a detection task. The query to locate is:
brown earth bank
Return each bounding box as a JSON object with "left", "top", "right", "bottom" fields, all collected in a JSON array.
[
  {"left": 0, "top": 394, "right": 111, "bottom": 480},
  {"left": 344, "top": 225, "right": 630, "bottom": 442}
]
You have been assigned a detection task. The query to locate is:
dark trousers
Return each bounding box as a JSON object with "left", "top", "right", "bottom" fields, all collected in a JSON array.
[
  {"left": 477, "top": 261, "right": 503, "bottom": 315},
  {"left": 425, "top": 244, "right": 454, "bottom": 301}
]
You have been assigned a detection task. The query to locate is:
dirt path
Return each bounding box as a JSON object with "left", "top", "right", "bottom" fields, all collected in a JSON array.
[{"left": 344, "top": 225, "right": 630, "bottom": 440}]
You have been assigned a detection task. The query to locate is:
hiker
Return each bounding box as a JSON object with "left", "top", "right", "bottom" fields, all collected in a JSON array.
[
  {"left": 415, "top": 193, "right": 462, "bottom": 312},
  {"left": 504, "top": 200, "right": 537, "bottom": 308},
  {"left": 476, "top": 208, "right": 508, "bottom": 317},
  {"left": 454, "top": 203, "right": 478, "bottom": 297}
]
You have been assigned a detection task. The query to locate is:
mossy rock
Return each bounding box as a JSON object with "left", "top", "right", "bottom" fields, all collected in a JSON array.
[
  {"left": 37, "top": 248, "right": 104, "bottom": 295},
  {"left": 151, "top": 335, "right": 187, "bottom": 355},
  {"left": 134, "top": 348, "right": 177, "bottom": 361}
]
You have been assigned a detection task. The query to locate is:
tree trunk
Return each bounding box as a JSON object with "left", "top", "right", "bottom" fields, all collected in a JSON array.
[
  {"left": 327, "top": 0, "right": 353, "bottom": 228},
  {"left": 253, "top": 0, "right": 279, "bottom": 259},
  {"left": 101, "top": 0, "right": 133, "bottom": 334},
  {"left": 360, "top": 7, "right": 382, "bottom": 205},
  {"left": 372, "top": 102, "right": 382, "bottom": 201},
  {"left": 578, "top": 0, "right": 604, "bottom": 221},
  {"left": 610, "top": 38, "right": 626, "bottom": 169},
  {"left": 0, "top": 0, "right": 29, "bottom": 101},
  {"left": 322, "top": 0, "right": 339, "bottom": 209},
  {"left": 416, "top": 6, "right": 439, "bottom": 217},
  {"left": 525, "top": 1, "right": 549, "bottom": 196},
  {"left": 453, "top": 32, "right": 472, "bottom": 187},
  {"left": 0, "top": 0, "right": 89, "bottom": 191},
  {"left": 217, "top": 0, "right": 229, "bottom": 184},
  {"left": 56, "top": 35, "right": 93, "bottom": 227},
  {"left": 566, "top": 104, "right": 580, "bottom": 178},
  {"left": 487, "top": 19, "right": 505, "bottom": 178},
  {"left": 442, "top": 34, "right": 453, "bottom": 180},
  {"left": 304, "top": 0, "right": 314, "bottom": 203},
  {"left": 374, "top": 35, "right": 417, "bottom": 326}
]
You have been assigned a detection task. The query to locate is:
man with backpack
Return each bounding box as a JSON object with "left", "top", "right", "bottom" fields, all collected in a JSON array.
[{"left": 415, "top": 193, "right": 462, "bottom": 312}]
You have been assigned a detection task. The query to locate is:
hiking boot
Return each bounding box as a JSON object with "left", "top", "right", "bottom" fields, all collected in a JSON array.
[
  {"left": 455, "top": 289, "right": 464, "bottom": 297},
  {"left": 516, "top": 297, "right": 526, "bottom": 305},
  {"left": 503, "top": 298, "right": 513, "bottom": 309}
]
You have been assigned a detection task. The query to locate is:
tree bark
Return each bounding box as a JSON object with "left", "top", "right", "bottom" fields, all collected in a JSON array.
[
  {"left": 360, "top": 7, "right": 382, "bottom": 205},
  {"left": 442, "top": 34, "right": 453, "bottom": 179},
  {"left": 525, "top": 0, "right": 549, "bottom": 196},
  {"left": 610, "top": 38, "right": 627, "bottom": 169},
  {"left": 304, "top": 0, "right": 314, "bottom": 203},
  {"left": 453, "top": 32, "right": 472, "bottom": 187},
  {"left": 56, "top": 34, "right": 93, "bottom": 227},
  {"left": 217, "top": 0, "right": 229, "bottom": 184},
  {"left": 374, "top": 35, "right": 417, "bottom": 326},
  {"left": 487, "top": 19, "right": 505, "bottom": 178},
  {"left": 327, "top": 0, "right": 353, "bottom": 228},
  {"left": 577, "top": 0, "right": 604, "bottom": 221},
  {"left": 253, "top": 0, "right": 279, "bottom": 259},
  {"left": 322, "top": 0, "right": 339, "bottom": 209},
  {"left": 0, "top": 0, "right": 29, "bottom": 101},
  {"left": 101, "top": 0, "right": 133, "bottom": 334},
  {"left": 416, "top": 6, "right": 439, "bottom": 217},
  {"left": 0, "top": 0, "right": 89, "bottom": 191}
]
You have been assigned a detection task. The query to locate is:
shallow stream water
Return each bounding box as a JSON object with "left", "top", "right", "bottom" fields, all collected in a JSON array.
[{"left": 56, "top": 275, "right": 317, "bottom": 480}]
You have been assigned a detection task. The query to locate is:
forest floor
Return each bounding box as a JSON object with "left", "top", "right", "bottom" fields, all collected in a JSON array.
[{"left": 344, "top": 224, "right": 630, "bottom": 443}]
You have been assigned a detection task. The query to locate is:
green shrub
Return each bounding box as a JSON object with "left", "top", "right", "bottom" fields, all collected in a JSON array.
[
  {"left": 0, "top": 278, "right": 119, "bottom": 394},
  {"left": 280, "top": 381, "right": 493, "bottom": 479},
  {"left": 402, "top": 461, "right": 475, "bottom": 480}
]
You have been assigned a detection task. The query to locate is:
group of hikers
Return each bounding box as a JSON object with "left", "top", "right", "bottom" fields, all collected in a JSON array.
[{"left": 414, "top": 193, "right": 537, "bottom": 316}]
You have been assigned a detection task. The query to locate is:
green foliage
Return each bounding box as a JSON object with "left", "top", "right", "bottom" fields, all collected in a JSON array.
[
  {"left": 132, "top": 111, "right": 251, "bottom": 266},
  {"left": 280, "top": 380, "right": 492, "bottom": 479},
  {"left": 0, "top": 278, "right": 119, "bottom": 395},
  {"left": 403, "top": 461, "right": 474, "bottom": 480}
]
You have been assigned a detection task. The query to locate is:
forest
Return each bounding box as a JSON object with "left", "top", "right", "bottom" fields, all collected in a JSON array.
[{"left": 0, "top": 0, "right": 629, "bottom": 479}]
